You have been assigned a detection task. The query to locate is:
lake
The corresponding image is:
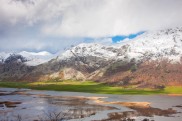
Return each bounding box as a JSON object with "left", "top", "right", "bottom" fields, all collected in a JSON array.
[{"left": 0, "top": 88, "right": 182, "bottom": 121}]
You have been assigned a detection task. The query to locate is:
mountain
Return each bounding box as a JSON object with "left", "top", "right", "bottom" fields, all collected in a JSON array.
[
  {"left": 0, "top": 51, "right": 54, "bottom": 66},
  {"left": 0, "top": 27, "right": 182, "bottom": 88},
  {"left": 58, "top": 27, "right": 182, "bottom": 63},
  {"left": 19, "top": 51, "right": 54, "bottom": 66},
  {"left": 58, "top": 43, "right": 120, "bottom": 61},
  {"left": 98, "top": 27, "right": 182, "bottom": 88},
  {"left": 0, "top": 51, "right": 55, "bottom": 81},
  {"left": 117, "top": 27, "right": 182, "bottom": 62}
]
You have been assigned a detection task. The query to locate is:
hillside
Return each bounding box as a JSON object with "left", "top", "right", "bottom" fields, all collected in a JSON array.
[{"left": 0, "top": 27, "right": 182, "bottom": 88}]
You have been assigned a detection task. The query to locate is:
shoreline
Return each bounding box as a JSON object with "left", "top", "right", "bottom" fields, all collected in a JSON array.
[{"left": 1, "top": 86, "right": 182, "bottom": 96}]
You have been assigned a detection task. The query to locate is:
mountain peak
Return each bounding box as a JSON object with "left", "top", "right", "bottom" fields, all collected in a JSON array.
[
  {"left": 56, "top": 27, "right": 182, "bottom": 63},
  {"left": 119, "top": 27, "right": 182, "bottom": 62}
]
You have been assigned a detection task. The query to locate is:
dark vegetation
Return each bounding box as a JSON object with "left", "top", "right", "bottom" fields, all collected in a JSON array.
[{"left": 104, "top": 58, "right": 138, "bottom": 76}]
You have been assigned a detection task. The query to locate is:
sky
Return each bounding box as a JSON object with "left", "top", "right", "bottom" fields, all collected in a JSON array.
[{"left": 0, "top": 0, "right": 182, "bottom": 53}]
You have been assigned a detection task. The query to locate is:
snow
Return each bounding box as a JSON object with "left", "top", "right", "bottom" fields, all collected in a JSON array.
[
  {"left": 120, "top": 27, "right": 182, "bottom": 62},
  {"left": 20, "top": 51, "right": 55, "bottom": 66},
  {"left": 19, "top": 51, "right": 51, "bottom": 56},
  {"left": 1, "top": 27, "right": 182, "bottom": 66},
  {"left": 58, "top": 27, "right": 182, "bottom": 63},
  {"left": 58, "top": 43, "right": 119, "bottom": 60},
  {"left": 0, "top": 51, "right": 55, "bottom": 66},
  {"left": 0, "top": 52, "right": 12, "bottom": 63}
]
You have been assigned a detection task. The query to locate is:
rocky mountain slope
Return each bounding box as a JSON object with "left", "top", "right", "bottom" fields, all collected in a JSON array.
[
  {"left": 0, "top": 51, "right": 54, "bottom": 81},
  {"left": 0, "top": 27, "right": 182, "bottom": 88},
  {"left": 99, "top": 27, "right": 182, "bottom": 88}
]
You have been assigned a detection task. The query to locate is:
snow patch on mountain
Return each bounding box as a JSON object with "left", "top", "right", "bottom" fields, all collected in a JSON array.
[
  {"left": 0, "top": 52, "right": 12, "bottom": 63},
  {"left": 19, "top": 51, "right": 55, "bottom": 66},
  {"left": 119, "top": 27, "right": 182, "bottom": 62},
  {"left": 58, "top": 43, "right": 120, "bottom": 60},
  {"left": 58, "top": 27, "right": 182, "bottom": 63},
  {"left": 19, "top": 51, "right": 51, "bottom": 56},
  {"left": 1, "top": 27, "right": 182, "bottom": 66},
  {"left": 0, "top": 51, "right": 55, "bottom": 66}
]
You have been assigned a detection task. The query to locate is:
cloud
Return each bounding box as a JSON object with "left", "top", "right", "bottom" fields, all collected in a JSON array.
[
  {"left": 41, "top": 0, "right": 182, "bottom": 37},
  {"left": 83, "top": 37, "right": 113, "bottom": 45},
  {"left": 0, "top": 0, "right": 182, "bottom": 52},
  {"left": 0, "top": 35, "right": 84, "bottom": 53}
]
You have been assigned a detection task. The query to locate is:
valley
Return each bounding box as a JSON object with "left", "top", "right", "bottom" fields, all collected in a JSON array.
[
  {"left": 1, "top": 1, "right": 182, "bottom": 120},
  {"left": 1, "top": 27, "right": 182, "bottom": 89},
  {"left": 0, "top": 27, "right": 182, "bottom": 121}
]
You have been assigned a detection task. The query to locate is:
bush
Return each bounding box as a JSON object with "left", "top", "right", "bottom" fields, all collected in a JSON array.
[
  {"left": 130, "top": 64, "right": 137, "bottom": 72},
  {"left": 154, "top": 85, "right": 165, "bottom": 89}
]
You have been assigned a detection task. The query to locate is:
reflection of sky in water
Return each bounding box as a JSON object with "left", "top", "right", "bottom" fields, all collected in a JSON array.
[
  {"left": 0, "top": 88, "right": 182, "bottom": 121},
  {"left": 0, "top": 93, "right": 68, "bottom": 120}
]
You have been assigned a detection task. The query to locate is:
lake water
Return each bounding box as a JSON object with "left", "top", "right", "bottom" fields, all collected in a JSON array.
[{"left": 0, "top": 88, "right": 182, "bottom": 121}]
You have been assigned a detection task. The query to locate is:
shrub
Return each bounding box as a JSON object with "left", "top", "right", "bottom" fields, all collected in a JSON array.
[{"left": 130, "top": 64, "right": 137, "bottom": 72}]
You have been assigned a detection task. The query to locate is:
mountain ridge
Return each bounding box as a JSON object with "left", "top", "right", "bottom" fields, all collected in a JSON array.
[
  {"left": 0, "top": 27, "right": 182, "bottom": 88},
  {"left": 0, "top": 51, "right": 55, "bottom": 66}
]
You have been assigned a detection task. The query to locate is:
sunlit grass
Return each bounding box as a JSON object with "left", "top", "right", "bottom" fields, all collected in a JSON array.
[
  {"left": 164, "top": 86, "right": 182, "bottom": 94},
  {"left": 0, "top": 80, "right": 182, "bottom": 95}
]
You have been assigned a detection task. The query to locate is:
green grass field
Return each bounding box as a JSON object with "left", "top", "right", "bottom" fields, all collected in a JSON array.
[{"left": 0, "top": 80, "right": 182, "bottom": 95}]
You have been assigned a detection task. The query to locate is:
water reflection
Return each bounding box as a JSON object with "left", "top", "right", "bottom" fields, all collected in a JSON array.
[
  {"left": 0, "top": 88, "right": 182, "bottom": 121},
  {"left": 0, "top": 89, "right": 115, "bottom": 121}
]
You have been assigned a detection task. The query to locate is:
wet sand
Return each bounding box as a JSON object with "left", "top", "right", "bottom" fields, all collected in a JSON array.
[{"left": 84, "top": 97, "right": 179, "bottom": 121}]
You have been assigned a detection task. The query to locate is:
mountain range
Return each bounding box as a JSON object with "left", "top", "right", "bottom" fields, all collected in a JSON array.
[{"left": 0, "top": 27, "right": 182, "bottom": 88}]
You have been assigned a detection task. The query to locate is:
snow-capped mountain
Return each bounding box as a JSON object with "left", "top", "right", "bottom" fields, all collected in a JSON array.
[
  {"left": 58, "top": 27, "right": 182, "bottom": 63},
  {"left": 0, "top": 51, "right": 54, "bottom": 66},
  {"left": 0, "top": 52, "right": 11, "bottom": 63},
  {"left": 58, "top": 43, "right": 120, "bottom": 60},
  {"left": 19, "top": 51, "right": 54, "bottom": 66},
  {"left": 1, "top": 27, "right": 181, "bottom": 67},
  {"left": 119, "top": 27, "right": 182, "bottom": 62},
  {"left": 1, "top": 27, "right": 182, "bottom": 87}
]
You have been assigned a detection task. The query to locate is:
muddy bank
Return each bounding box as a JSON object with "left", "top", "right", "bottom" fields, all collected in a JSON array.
[
  {"left": 98, "top": 104, "right": 178, "bottom": 121},
  {"left": 0, "top": 101, "right": 21, "bottom": 108},
  {"left": 89, "top": 98, "right": 179, "bottom": 121}
]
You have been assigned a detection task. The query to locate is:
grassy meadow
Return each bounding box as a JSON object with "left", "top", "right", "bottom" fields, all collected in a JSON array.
[{"left": 0, "top": 80, "right": 182, "bottom": 95}]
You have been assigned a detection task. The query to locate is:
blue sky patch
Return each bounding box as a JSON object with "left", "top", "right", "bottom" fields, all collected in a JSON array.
[{"left": 112, "top": 31, "right": 145, "bottom": 43}]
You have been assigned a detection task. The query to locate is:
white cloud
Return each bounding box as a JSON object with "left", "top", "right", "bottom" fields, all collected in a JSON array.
[
  {"left": 0, "top": 0, "right": 182, "bottom": 52},
  {"left": 90, "top": 38, "right": 113, "bottom": 45},
  {"left": 41, "top": 0, "right": 182, "bottom": 37}
]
